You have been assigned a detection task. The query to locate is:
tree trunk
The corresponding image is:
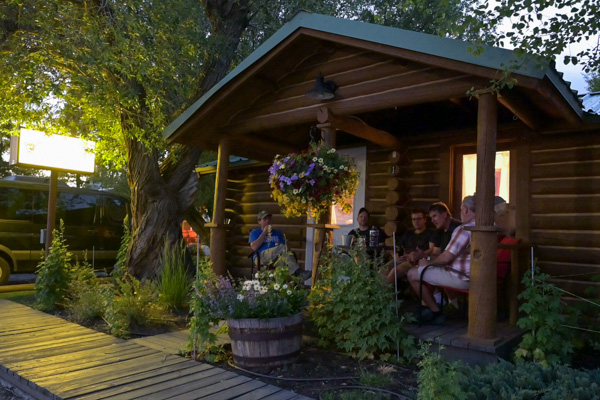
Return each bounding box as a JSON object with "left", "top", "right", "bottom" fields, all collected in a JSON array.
[{"left": 124, "top": 0, "right": 252, "bottom": 280}]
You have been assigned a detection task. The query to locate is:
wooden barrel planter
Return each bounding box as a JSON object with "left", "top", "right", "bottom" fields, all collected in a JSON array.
[{"left": 227, "top": 312, "right": 303, "bottom": 368}]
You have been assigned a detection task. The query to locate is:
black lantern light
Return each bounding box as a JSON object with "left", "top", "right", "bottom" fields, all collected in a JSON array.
[{"left": 305, "top": 72, "right": 337, "bottom": 100}]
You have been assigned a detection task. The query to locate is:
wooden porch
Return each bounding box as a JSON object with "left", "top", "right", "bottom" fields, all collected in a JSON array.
[{"left": 0, "top": 299, "right": 311, "bottom": 400}]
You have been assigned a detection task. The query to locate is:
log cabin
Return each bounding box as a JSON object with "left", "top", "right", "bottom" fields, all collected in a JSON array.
[{"left": 164, "top": 12, "right": 600, "bottom": 350}]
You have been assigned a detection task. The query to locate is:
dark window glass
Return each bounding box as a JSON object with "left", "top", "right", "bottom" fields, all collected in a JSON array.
[
  {"left": 104, "top": 197, "right": 127, "bottom": 224},
  {"left": 57, "top": 193, "right": 97, "bottom": 226},
  {"left": 0, "top": 188, "right": 29, "bottom": 220},
  {"left": 31, "top": 190, "right": 48, "bottom": 224}
]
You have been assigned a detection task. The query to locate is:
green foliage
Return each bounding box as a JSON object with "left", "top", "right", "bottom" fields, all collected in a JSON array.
[
  {"left": 418, "top": 348, "right": 600, "bottom": 400},
  {"left": 188, "top": 255, "right": 222, "bottom": 354},
  {"left": 585, "top": 72, "right": 600, "bottom": 92},
  {"left": 159, "top": 239, "right": 191, "bottom": 312},
  {"left": 34, "top": 221, "right": 73, "bottom": 312},
  {"left": 111, "top": 216, "right": 131, "bottom": 282},
  {"left": 515, "top": 268, "right": 577, "bottom": 366},
  {"left": 358, "top": 368, "right": 394, "bottom": 388},
  {"left": 462, "top": 0, "right": 600, "bottom": 73},
  {"left": 103, "top": 276, "right": 168, "bottom": 338},
  {"left": 65, "top": 259, "right": 108, "bottom": 323},
  {"left": 308, "top": 247, "right": 415, "bottom": 361}
]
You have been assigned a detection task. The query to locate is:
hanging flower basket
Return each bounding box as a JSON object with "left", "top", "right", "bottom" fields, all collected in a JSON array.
[{"left": 268, "top": 141, "right": 359, "bottom": 222}]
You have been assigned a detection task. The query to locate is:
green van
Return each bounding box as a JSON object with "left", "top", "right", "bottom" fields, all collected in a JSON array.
[{"left": 0, "top": 175, "right": 129, "bottom": 285}]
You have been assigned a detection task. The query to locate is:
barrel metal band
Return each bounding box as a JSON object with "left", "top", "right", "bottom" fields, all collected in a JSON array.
[
  {"left": 232, "top": 350, "right": 301, "bottom": 364},
  {"left": 228, "top": 323, "right": 302, "bottom": 341}
]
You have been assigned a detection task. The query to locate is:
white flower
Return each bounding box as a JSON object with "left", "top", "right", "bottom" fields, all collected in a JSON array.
[
  {"left": 254, "top": 273, "right": 259, "bottom": 278},
  {"left": 287, "top": 290, "right": 292, "bottom": 295},
  {"left": 260, "top": 287, "right": 267, "bottom": 294},
  {"left": 293, "top": 189, "right": 298, "bottom": 194},
  {"left": 312, "top": 157, "right": 317, "bottom": 162},
  {"left": 318, "top": 158, "right": 323, "bottom": 163},
  {"left": 282, "top": 284, "right": 288, "bottom": 289},
  {"left": 339, "top": 165, "right": 344, "bottom": 170},
  {"left": 301, "top": 198, "right": 306, "bottom": 203},
  {"left": 269, "top": 273, "right": 274, "bottom": 278},
  {"left": 331, "top": 148, "right": 336, "bottom": 153},
  {"left": 273, "top": 283, "right": 281, "bottom": 290},
  {"left": 237, "top": 294, "right": 245, "bottom": 301},
  {"left": 344, "top": 167, "right": 348, "bottom": 171}
]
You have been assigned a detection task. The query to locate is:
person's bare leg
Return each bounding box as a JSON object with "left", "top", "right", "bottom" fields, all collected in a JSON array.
[{"left": 407, "top": 268, "right": 440, "bottom": 312}]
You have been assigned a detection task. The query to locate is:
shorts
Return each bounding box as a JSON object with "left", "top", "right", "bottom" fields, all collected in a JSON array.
[{"left": 417, "top": 265, "right": 469, "bottom": 290}]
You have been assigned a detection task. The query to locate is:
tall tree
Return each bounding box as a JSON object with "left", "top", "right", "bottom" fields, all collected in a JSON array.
[
  {"left": 463, "top": 0, "right": 600, "bottom": 74},
  {"left": 0, "top": 0, "right": 485, "bottom": 280}
]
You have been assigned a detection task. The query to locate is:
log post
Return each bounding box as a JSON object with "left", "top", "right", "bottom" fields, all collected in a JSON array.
[
  {"left": 467, "top": 93, "right": 498, "bottom": 343},
  {"left": 209, "top": 136, "right": 230, "bottom": 276},
  {"left": 311, "top": 127, "right": 335, "bottom": 288},
  {"left": 467, "top": 92, "right": 500, "bottom": 342}
]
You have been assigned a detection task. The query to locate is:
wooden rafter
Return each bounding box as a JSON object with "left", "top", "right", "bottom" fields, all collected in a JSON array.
[
  {"left": 316, "top": 107, "right": 406, "bottom": 151},
  {"left": 498, "top": 90, "right": 542, "bottom": 131}
]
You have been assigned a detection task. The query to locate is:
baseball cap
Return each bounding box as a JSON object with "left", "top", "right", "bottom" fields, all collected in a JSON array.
[{"left": 257, "top": 210, "right": 272, "bottom": 221}]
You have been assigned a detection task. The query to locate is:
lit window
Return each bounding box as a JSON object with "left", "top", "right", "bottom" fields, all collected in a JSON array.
[
  {"left": 462, "top": 151, "right": 510, "bottom": 201},
  {"left": 331, "top": 199, "right": 354, "bottom": 225}
]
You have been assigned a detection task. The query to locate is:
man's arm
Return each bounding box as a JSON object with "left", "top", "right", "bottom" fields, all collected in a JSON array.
[
  {"left": 418, "top": 249, "right": 456, "bottom": 267},
  {"left": 250, "top": 227, "right": 268, "bottom": 253}
]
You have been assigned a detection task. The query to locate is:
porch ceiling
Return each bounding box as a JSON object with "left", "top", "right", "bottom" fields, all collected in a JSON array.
[{"left": 165, "top": 14, "right": 586, "bottom": 162}]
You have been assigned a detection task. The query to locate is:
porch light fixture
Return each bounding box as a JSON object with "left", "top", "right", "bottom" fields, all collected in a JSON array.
[{"left": 305, "top": 72, "right": 337, "bottom": 100}]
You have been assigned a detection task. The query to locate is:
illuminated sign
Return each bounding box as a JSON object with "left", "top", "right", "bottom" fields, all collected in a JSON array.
[{"left": 10, "top": 128, "right": 96, "bottom": 173}]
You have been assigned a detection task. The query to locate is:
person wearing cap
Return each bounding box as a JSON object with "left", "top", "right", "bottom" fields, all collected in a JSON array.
[{"left": 249, "top": 211, "right": 299, "bottom": 274}]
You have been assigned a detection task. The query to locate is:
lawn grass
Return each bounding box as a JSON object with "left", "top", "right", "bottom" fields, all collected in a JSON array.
[{"left": 0, "top": 290, "right": 36, "bottom": 306}]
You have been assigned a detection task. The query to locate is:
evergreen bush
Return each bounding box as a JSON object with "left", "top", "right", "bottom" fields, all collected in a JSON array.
[
  {"left": 65, "top": 258, "right": 107, "bottom": 323},
  {"left": 308, "top": 247, "right": 415, "bottom": 361},
  {"left": 418, "top": 348, "right": 600, "bottom": 400},
  {"left": 34, "top": 221, "right": 72, "bottom": 312}
]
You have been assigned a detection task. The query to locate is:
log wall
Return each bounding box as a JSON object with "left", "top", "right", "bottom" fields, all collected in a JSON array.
[
  {"left": 225, "top": 166, "right": 306, "bottom": 277},
  {"left": 529, "top": 133, "right": 600, "bottom": 297}
]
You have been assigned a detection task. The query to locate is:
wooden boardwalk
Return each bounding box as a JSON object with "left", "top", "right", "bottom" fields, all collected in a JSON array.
[{"left": 0, "top": 299, "right": 312, "bottom": 400}]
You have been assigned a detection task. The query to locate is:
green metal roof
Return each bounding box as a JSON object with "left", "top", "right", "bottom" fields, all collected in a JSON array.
[{"left": 164, "top": 11, "right": 584, "bottom": 140}]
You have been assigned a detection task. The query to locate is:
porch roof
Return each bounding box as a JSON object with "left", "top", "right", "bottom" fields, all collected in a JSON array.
[{"left": 164, "top": 12, "right": 592, "bottom": 162}]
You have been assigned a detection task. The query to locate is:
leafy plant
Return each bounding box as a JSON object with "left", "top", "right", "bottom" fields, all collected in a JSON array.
[
  {"left": 418, "top": 347, "right": 600, "bottom": 400},
  {"left": 515, "top": 267, "right": 577, "bottom": 366},
  {"left": 103, "top": 276, "right": 168, "bottom": 338},
  {"left": 269, "top": 140, "right": 359, "bottom": 222},
  {"left": 358, "top": 368, "right": 394, "bottom": 388},
  {"left": 308, "top": 247, "right": 415, "bottom": 361},
  {"left": 34, "top": 221, "right": 72, "bottom": 312},
  {"left": 65, "top": 257, "right": 107, "bottom": 323},
  {"left": 159, "top": 239, "right": 191, "bottom": 312},
  {"left": 111, "top": 216, "right": 131, "bottom": 282}
]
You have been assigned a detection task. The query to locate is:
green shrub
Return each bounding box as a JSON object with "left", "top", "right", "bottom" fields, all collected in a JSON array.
[
  {"left": 34, "top": 221, "right": 72, "bottom": 312},
  {"left": 65, "top": 258, "right": 107, "bottom": 323},
  {"left": 515, "top": 268, "right": 577, "bottom": 366},
  {"left": 104, "top": 276, "right": 168, "bottom": 338},
  {"left": 159, "top": 239, "right": 191, "bottom": 312},
  {"left": 111, "top": 216, "right": 131, "bottom": 282},
  {"left": 418, "top": 348, "right": 600, "bottom": 400},
  {"left": 308, "top": 247, "right": 415, "bottom": 361}
]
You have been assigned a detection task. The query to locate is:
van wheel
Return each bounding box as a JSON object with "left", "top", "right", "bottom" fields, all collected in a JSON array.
[{"left": 0, "top": 257, "right": 10, "bottom": 286}]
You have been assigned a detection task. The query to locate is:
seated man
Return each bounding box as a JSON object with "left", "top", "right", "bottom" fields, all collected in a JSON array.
[
  {"left": 407, "top": 195, "right": 476, "bottom": 324},
  {"left": 249, "top": 210, "right": 299, "bottom": 274},
  {"left": 386, "top": 208, "right": 434, "bottom": 284},
  {"left": 348, "top": 207, "right": 385, "bottom": 248},
  {"left": 428, "top": 202, "right": 462, "bottom": 256}
]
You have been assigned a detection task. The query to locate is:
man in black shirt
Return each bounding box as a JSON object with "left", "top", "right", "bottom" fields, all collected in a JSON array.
[
  {"left": 386, "top": 209, "right": 434, "bottom": 283},
  {"left": 428, "top": 202, "right": 462, "bottom": 256}
]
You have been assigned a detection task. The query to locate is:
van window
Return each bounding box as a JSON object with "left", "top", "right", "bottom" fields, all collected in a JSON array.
[
  {"left": 57, "top": 193, "right": 97, "bottom": 226},
  {"left": 0, "top": 188, "right": 29, "bottom": 220}
]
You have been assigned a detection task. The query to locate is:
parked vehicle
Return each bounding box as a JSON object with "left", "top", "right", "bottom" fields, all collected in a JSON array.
[{"left": 0, "top": 175, "right": 129, "bottom": 285}]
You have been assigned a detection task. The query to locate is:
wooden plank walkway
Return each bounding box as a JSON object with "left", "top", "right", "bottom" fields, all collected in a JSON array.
[{"left": 0, "top": 299, "right": 312, "bottom": 400}]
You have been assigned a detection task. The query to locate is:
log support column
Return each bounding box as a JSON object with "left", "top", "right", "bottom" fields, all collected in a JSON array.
[
  {"left": 466, "top": 92, "right": 501, "bottom": 343},
  {"left": 311, "top": 127, "right": 336, "bottom": 288},
  {"left": 209, "top": 136, "right": 230, "bottom": 276}
]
